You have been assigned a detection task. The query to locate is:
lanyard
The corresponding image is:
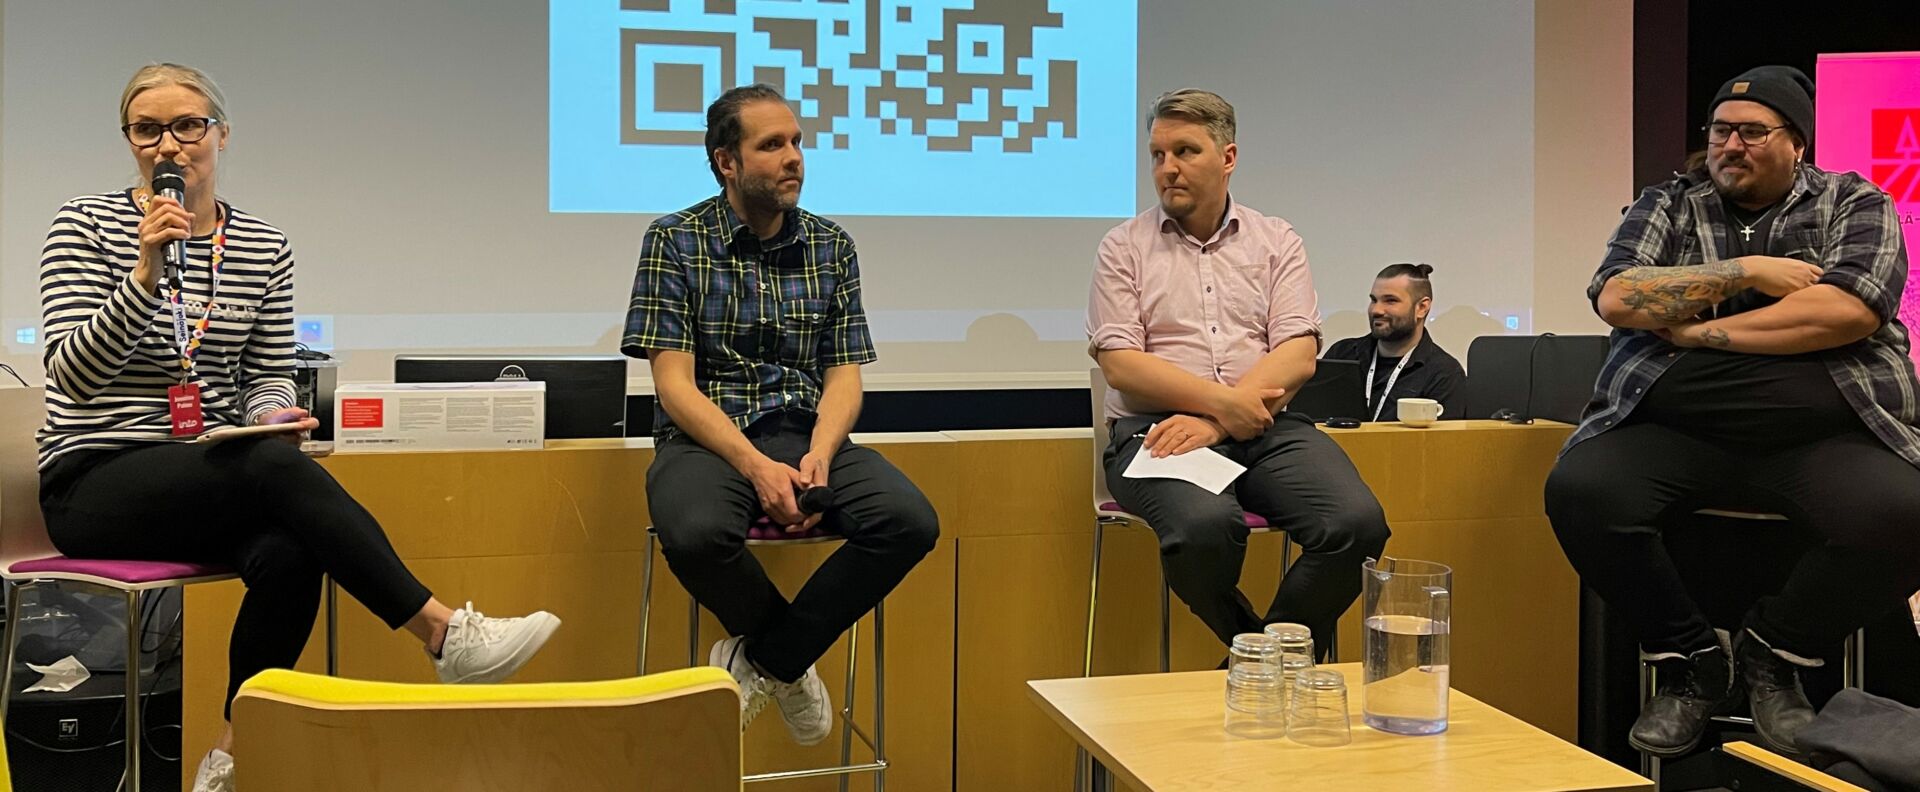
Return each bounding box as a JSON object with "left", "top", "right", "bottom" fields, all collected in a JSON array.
[
  {"left": 1365, "top": 349, "right": 1411, "bottom": 422},
  {"left": 150, "top": 197, "right": 227, "bottom": 382}
]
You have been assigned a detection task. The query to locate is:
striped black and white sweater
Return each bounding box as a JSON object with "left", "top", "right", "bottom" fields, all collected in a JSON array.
[{"left": 37, "top": 189, "right": 296, "bottom": 470}]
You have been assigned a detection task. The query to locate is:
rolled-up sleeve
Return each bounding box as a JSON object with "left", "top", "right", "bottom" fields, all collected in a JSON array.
[
  {"left": 1087, "top": 230, "right": 1145, "bottom": 352},
  {"left": 1266, "top": 224, "right": 1321, "bottom": 346},
  {"left": 1816, "top": 183, "right": 1904, "bottom": 324}
]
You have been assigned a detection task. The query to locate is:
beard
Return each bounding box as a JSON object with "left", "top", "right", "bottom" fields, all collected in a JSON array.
[
  {"left": 1712, "top": 167, "right": 1756, "bottom": 203},
  {"left": 1710, "top": 155, "right": 1789, "bottom": 207},
  {"left": 735, "top": 170, "right": 801, "bottom": 216},
  {"left": 1370, "top": 315, "right": 1415, "bottom": 343}
]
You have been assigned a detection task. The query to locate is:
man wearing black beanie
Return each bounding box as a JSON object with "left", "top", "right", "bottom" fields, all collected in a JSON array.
[{"left": 1546, "top": 64, "right": 1920, "bottom": 761}]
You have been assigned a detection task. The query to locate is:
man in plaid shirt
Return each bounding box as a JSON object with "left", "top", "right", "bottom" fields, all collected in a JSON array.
[
  {"left": 623, "top": 85, "right": 937, "bottom": 745},
  {"left": 1546, "top": 66, "right": 1920, "bottom": 761}
]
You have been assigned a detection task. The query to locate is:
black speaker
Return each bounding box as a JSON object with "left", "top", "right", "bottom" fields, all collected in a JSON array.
[
  {"left": 294, "top": 356, "right": 339, "bottom": 442},
  {"left": 5, "top": 669, "right": 182, "bottom": 791},
  {"left": 2, "top": 584, "right": 185, "bottom": 791}
]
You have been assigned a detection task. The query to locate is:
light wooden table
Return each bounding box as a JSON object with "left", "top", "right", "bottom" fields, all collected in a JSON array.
[
  {"left": 1723, "top": 742, "right": 1867, "bottom": 792},
  {"left": 1027, "top": 664, "right": 1650, "bottom": 792}
]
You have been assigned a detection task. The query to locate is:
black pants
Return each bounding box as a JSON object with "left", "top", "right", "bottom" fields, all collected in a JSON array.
[
  {"left": 646, "top": 413, "right": 939, "bottom": 683},
  {"left": 39, "top": 439, "right": 433, "bottom": 719},
  {"left": 1547, "top": 422, "right": 1920, "bottom": 660},
  {"left": 1102, "top": 413, "right": 1390, "bottom": 655}
]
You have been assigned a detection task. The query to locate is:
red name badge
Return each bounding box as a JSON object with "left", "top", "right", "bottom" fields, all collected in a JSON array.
[{"left": 168, "top": 382, "right": 204, "bottom": 437}]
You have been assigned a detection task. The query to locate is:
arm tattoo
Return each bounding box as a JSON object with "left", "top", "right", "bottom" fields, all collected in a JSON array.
[
  {"left": 1701, "top": 327, "right": 1731, "bottom": 348},
  {"left": 1613, "top": 261, "right": 1745, "bottom": 323}
]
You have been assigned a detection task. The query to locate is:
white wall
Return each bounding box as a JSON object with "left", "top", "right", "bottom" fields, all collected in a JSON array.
[
  {"left": 1, "top": 1, "right": 1625, "bottom": 386},
  {"left": 1532, "top": 0, "right": 1629, "bottom": 340}
]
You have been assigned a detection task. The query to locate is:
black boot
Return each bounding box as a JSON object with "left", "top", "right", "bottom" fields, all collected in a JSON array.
[
  {"left": 1629, "top": 635, "right": 1741, "bottom": 758},
  {"left": 1733, "top": 627, "right": 1817, "bottom": 758}
]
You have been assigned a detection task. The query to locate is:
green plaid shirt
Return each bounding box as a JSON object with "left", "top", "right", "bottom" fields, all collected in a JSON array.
[{"left": 622, "top": 195, "right": 877, "bottom": 439}]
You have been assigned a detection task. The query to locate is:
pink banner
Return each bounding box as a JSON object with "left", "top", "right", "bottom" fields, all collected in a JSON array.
[{"left": 1816, "top": 52, "right": 1920, "bottom": 362}]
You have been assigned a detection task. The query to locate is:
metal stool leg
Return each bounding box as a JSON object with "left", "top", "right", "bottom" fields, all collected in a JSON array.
[
  {"left": 1158, "top": 579, "right": 1171, "bottom": 674},
  {"left": 639, "top": 530, "right": 655, "bottom": 675},
  {"left": 325, "top": 577, "right": 339, "bottom": 676},
  {"left": 872, "top": 599, "right": 888, "bottom": 791},
  {"left": 688, "top": 596, "right": 701, "bottom": 668},
  {"left": 1843, "top": 629, "right": 1864, "bottom": 689},
  {"left": 839, "top": 616, "right": 859, "bottom": 792},
  {"left": 1084, "top": 522, "right": 1104, "bottom": 678},
  {"left": 0, "top": 581, "right": 30, "bottom": 724},
  {"left": 736, "top": 596, "right": 886, "bottom": 787},
  {"left": 123, "top": 588, "right": 143, "bottom": 792},
  {"left": 1638, "top": 659, "right": 1659, "bottom": 786},
  {"left": 1078, "top": 522, "right": 1107, "bottom": 792}
]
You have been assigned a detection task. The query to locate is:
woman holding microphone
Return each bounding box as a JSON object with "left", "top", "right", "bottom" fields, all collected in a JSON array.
[{"left": 34, "top": 63, "right": 561, "bottom": 792}]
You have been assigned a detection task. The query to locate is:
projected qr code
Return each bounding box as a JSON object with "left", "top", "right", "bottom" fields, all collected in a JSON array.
[
  {"left": 550, "top": 0, "right": 1135, "bottom": 216},
  {"left": 617, "top": 0, "right": 1084, "bottom": 153}
]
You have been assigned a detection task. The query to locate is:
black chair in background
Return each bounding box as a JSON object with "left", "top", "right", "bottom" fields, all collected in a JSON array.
[{"left": 1461, "top": 334, "right": 1608, "bottom": 423}]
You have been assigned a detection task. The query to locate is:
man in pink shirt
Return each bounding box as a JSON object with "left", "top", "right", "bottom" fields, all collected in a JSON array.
[{"left": 1087, "top": 89, "right": 1388, "bottom": 656}]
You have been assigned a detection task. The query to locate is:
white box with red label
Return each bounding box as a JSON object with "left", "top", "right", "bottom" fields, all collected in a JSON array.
[{"left": 333, "top": 382, "right": 546, "bottom": 452}]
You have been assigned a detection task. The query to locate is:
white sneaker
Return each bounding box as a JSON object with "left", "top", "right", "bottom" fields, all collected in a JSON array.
[
  {"left": 767, "top": 665, "right": 834, "bottom": 746},
  {"left": 710, "top": 636, "right": 772, "bottom": 728},
  {"left": 191, "top": 748, "right": 235, "bottom": 792},
  {"left": 431, "top": 602, "right": 561, "bottom": 684}
]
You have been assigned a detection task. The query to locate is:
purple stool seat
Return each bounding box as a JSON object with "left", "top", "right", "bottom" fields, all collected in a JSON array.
[
  {"left": 1096, "top": 501, "right": 1271, "bottom": 529},
  {"left": 744, "top": 516, "right": 836, "bottom": 542},
  {"left": 7, "top": 555, "right": 232, "bottom": 585}
]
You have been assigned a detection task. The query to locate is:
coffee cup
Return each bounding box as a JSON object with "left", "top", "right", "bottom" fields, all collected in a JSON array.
[{"left": 1397, "top": 398, "right": 1444, "bottom": 427}]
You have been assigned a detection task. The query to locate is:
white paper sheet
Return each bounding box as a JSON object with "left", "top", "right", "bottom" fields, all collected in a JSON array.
[
  {"left": 24, "top": 655, "right": 89, "bottom": 693},
  {"left": 1121, "top": 440, "right": 1247, "bottom": 495}
]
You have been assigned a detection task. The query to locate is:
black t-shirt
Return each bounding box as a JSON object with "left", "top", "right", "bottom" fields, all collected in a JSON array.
[
  {"left": 1724, "top": 197, "right": 1784, "bottom": 260},
  {"left": 1368, "top": 353, "right": 1404, "bottom": 415},
  {"left": 1634, "top": 348, "right": 1860, "bottom": 447},
  {"left": 1322, "top": 334, "right": 1466, "bottom": 420},
  {"left": 1698, "top": 196, "right": 1793, "bottom": 320},
  {"left": 1631, "top": 195, "right": 1864, "bottom": 447}
]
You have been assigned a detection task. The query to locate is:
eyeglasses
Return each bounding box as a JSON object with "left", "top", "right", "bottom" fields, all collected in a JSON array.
[
  {"left": 1704, "top": 122, "right": 1789, "bottom": 147},
  {"left": 121, "top": 117, "right": 221, "bottom": 148}
]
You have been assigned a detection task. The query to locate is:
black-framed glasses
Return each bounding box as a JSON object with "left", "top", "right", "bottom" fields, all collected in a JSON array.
[
  {"left": 121, "top": 116, "right": 220, "bottom": 147},
  {"left": 1704, "top": 121, "right": 1789, "bottom": 146}
]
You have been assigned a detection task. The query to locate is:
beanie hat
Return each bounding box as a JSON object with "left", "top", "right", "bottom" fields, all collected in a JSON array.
[{"left": 1709, "top": 65, "right": 1815, "bottom": 147}]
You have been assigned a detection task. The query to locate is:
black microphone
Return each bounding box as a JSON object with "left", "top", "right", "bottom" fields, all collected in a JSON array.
[
  {"left": 798, "top": 486, "right": 836, "bottom": 515},
  {"left": 1491, "top": 332, "right": 1555, "bottom": 425},
  {"left": 150, "top": 162, "right": 188, "bottom": 290}
]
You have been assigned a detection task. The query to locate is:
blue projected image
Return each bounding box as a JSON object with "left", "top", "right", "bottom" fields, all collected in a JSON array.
[{"left": 550, "top": 0, "right": 1137, "bottom": 217}]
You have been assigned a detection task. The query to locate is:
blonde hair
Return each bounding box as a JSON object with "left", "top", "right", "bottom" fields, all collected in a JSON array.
[
  {"left": 1148, "top": 89, "right": 1235, "bottom": 148},
  {"left": 119, "top": 63, "right": 228, "bottom": 126}
]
